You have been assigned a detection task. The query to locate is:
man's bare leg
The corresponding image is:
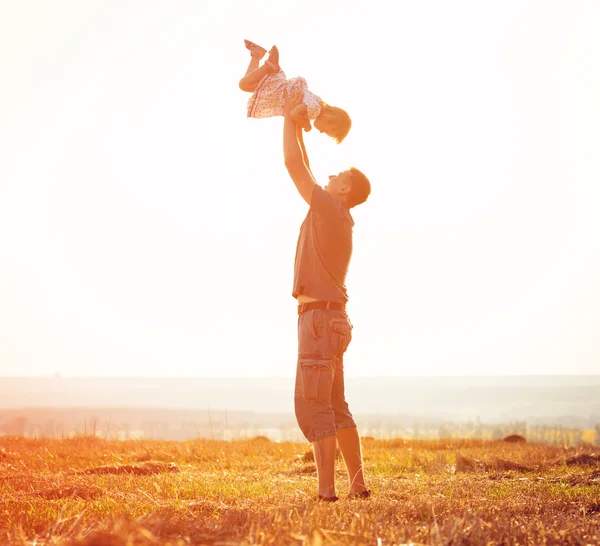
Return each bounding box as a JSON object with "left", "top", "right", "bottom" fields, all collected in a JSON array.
[
  {"left": 313, "top": 435, "right": 337, "bottom": 499},
  {"left": 239, "top": 46, "right": 280, "bottom": 93},
  {"left": 336, "top": 426, "right": 369, "bottom": 495}
]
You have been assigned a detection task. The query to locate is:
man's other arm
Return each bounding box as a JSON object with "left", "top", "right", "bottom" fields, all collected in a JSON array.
[
  {"left": 283, "top": 93, "right": 316, "bottom": 206},
  {"left": 296, "top": 124, "right": 311, "bottom": 173}
]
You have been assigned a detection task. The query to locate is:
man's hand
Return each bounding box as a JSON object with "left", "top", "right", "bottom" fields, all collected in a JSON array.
[
  {"left": 291, "top": 104, "right": 311, "bottom": 132},
  {"left": 283, "top": 88, "right": 304, "bottom": 118}
]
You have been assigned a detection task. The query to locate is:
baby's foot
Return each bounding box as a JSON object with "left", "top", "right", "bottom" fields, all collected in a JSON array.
[
  {"left": 244, "top": 39, "right": 267, "bottom": 60},
  {"left": 265, "top": 46, "right": 280, "bottom": 72}
]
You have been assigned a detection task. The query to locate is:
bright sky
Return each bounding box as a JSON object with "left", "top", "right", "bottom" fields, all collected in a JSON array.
[{"left": 1, "top": 1, "right": 599, "bottom": 378}]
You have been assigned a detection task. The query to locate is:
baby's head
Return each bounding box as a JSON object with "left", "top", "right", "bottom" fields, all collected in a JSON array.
[{"left": 314, "top": 104, "right": 351, "bottom": 144}]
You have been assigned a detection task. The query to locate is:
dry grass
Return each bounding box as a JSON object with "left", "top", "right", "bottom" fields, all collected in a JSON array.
[{"left": 1, "top": 436, "right": 599, "bottom": 545}]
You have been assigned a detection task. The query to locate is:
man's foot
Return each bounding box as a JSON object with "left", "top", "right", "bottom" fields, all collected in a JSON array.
[
  {"left": 244, "top": 39, "right": 267, "bottom": 60},
  {"left": 265, "top": 45, "right": 280, "bottom": 72},
  {"left": 347, "top": 489, "right": 371, "bottom": 499},
  {"left": 317, "top": 495, "right": 339, "bottom": 502}
]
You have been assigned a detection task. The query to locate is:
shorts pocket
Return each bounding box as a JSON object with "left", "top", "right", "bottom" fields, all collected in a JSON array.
[
  {"left": 299, "top": 358, "right": 334, "bottom": 401},
  {"left": 330, "top": 317, "right": 353, "bottom": 357},
  {"left": 330, "top": 317, "right": 352, "bottom": 336}
]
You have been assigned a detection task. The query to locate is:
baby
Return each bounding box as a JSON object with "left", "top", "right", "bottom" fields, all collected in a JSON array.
[{"left": 239, "top": 40, "right": 351, "bottom": 143}]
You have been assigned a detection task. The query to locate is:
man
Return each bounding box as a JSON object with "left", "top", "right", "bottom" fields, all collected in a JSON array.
[{"left": 282, "top": 88, "right": 372, "bottom": 502}]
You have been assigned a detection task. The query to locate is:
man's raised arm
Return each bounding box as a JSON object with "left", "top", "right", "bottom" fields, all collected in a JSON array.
[
  {"left": 296, "top": 124, "right": 312, "bottom": 173},
  {"left": 283, "top": 90, "right": 316, "bottom": 206}
]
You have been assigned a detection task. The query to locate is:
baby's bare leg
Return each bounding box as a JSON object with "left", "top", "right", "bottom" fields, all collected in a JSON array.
[
  {"left": 240, "top": 57, "right": 262, "bottom": 93},
  {"left": 239, "top": 46, "right": 281, "bottom": 93},
  {"left": 239, "top": 63, "right": 271, "bottom": 93},
  {"left": 241, "top": 56, "right": 260, "bottom": 82}
]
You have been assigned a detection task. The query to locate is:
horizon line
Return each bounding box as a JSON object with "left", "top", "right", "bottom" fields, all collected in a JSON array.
[{"left": 2, "top": 374, "right": 600, "bottom": 379}]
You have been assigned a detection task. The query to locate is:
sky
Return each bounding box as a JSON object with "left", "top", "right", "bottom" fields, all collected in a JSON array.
[{"left": 0, "top": 0, "right": 599, "bottom": 378}]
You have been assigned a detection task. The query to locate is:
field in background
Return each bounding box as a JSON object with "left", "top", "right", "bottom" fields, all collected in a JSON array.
[
  {"left": 3, "top": 376, "right": 600, "bottom": 428},
  {"left": 1, "top": 436, "right": 600, "bottom": 545},
  {"left": 2, "top": 406, "right": 599, "bottom": 444}
]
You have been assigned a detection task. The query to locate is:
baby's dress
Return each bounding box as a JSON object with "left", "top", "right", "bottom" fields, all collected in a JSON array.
[{"left": 247, "top": 70, "right": 322, "bottom": 120}]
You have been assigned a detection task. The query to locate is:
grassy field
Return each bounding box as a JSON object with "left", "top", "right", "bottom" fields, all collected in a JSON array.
[{"left": 1, "top": 436, "right": 599, "bottom": 545}]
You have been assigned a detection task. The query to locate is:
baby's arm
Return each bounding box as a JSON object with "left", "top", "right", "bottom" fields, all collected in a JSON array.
[{"left": 290, "top": 103, "right": 312, "bottom": 132}]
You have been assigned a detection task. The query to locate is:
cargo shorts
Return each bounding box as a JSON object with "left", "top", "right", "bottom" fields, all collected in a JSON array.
[{"left": 294, "top": 308, "right": 357, "bottom": 442}]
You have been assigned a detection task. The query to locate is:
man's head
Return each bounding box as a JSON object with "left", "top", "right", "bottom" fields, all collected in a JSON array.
[
  {"left": 324, "top": 167, "right": 371, "bottom": 208},
  {"left": 314, "top": 104, "right": 352, "bottom": 144}
]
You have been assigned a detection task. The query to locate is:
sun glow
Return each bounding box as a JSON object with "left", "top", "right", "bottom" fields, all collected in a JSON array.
[{"left": 0, "top": 1, "right": 599, "bottom": 378}]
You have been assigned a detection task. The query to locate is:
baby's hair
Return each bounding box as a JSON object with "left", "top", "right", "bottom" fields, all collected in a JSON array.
[{"left": 320, "top": 103, "right": 352, "bottom": 144}]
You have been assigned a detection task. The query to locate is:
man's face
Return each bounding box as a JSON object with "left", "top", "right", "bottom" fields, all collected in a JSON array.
[{"left": 324, "top": 170, "right": 352, "bottom": 197}]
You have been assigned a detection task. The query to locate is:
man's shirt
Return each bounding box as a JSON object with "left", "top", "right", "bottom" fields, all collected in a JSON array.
[{"left": 292, "top": 185, "right": 354, "bottom": 304}]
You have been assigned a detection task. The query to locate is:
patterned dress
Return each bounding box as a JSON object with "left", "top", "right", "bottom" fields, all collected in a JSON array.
[{"left": 247, "top": 70, "right": 322, "bottom": 120}]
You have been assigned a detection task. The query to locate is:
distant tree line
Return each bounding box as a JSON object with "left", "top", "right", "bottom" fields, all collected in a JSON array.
[{"left": 1, "top": 414, "right": 599, "bottom": 445}]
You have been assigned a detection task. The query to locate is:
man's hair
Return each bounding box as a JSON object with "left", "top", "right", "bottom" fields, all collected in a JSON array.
[
  {"left": 320, "top": 104, "right": 352, "bottom": 144},
  {"left": 346, "top": 167, "right": 371, "bottom": 208}
]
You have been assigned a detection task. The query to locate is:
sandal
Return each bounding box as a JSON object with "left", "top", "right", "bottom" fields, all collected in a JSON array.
[
  {"left": 347, "top": 490, "right": 371, "bottom": 499},
  {"left": 244, "top": 39, "right": 267, "bottom": 60},
  {"left": 317, "top": 495, "right": 339, "bottom": 502}
]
